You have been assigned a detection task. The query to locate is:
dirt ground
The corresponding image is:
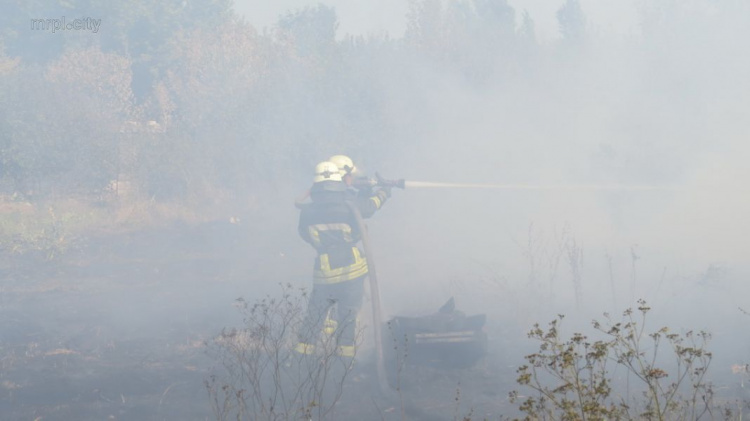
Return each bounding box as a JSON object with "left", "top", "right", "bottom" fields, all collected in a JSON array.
[
  {"left": 0, "top": 218, "right": 522, "bottom": 421},
  {"left": 0, "top": 222, "right": 241, "bottom": 420},
  {"left": 4, "top": 215, "right": 749, "bottom": 421}
]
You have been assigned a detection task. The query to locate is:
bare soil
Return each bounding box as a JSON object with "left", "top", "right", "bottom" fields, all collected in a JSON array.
[{"left": 0, "top": 220, "right": 518, "bottom": 421}]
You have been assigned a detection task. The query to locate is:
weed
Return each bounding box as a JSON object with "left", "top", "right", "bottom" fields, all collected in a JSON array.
[
  {"left": 0, "top": 204, "right": 82, "bottom": 260},
  {"left": 205, "top": 283, "right": 361, "bottom": 420},
  {"left": 511, "top": 300, "right": 719, "bottom": 420}
]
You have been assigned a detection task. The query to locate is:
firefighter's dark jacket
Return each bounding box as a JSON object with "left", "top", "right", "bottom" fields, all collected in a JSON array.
[{"left": 298, "top": 180, "right": 388, "bottom": 284}]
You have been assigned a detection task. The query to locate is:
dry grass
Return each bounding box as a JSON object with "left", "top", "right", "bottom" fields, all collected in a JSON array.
[{"left": 0, "top": 191, "right": 250, "bottom": 260}]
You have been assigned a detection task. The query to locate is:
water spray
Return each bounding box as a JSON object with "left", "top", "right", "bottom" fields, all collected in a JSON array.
[
  {"left": 404, "top": 181, "right": 681, "bottom": 191},
  {"left": 355, "top": 174, "right": 683, "bottom": 192}
]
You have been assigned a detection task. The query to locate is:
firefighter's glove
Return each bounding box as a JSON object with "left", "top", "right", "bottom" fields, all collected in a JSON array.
[{"left": 379, "top": 185, "right": 392, "bottom": 198}]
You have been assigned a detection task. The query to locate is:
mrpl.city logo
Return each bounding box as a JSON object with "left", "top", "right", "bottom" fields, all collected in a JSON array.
[{"left": 31, "top": 17, "right": 101, "bottom": 34}]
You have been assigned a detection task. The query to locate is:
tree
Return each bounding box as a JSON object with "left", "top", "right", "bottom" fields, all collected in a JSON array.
[
  {"left": 277, "top": 5, "right": 338, "bottom": 60},
  {"left": 0, "top": 47, "right": 134, "bottom": 196},
  {"left": 557, "top": 0, "right": 586, "bottom": 43}
]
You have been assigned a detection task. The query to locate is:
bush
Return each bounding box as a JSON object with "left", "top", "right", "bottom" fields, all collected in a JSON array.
[
  {"left": 205, "top": 283, "right": 361, "bottom": 421},
  {"left": 511, "top": 300, "right": 719, "bottom": 420},
  {"left": 0, "top": 202, "right": 86, "bottom": 260}
]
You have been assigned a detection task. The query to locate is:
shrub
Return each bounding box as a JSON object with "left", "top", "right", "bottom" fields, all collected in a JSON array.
[
  {"left": 205, "top": 283, "right": 360, "bottom": 421},
  {"left": 511, "top": 300, "right": 718, "bottom": 420}
]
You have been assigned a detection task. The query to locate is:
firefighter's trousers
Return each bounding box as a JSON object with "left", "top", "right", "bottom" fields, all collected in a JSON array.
[{"left": 295, "top": 276, "right": 364, "bottom": 357}]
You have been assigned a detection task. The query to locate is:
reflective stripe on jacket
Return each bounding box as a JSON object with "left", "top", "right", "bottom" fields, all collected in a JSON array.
[
  {"left": 298, "top": 181, "right": 388, "bottom": 284},
  {"left": 313, "top": 245, "right": 368, "bottom": 284}
]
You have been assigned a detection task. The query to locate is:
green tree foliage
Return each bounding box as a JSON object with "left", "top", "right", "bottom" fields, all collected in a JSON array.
[
  {"left": 405, "top": 0, "right": 445, "bottom": 53},
  {"left": 557, "top": 0, "right": 586, "bottom": 43},
  {"left": 0, "top": 0, "right": 235, "bottom": 103},
  {"left": 0, "top": 0, "right": 540, "bottom": 200},
  {"left": 0, "top": 0, "right": 68, "bottom": 63},
  {"left": 278, "top": 4, "right": 338, "bottom": 60},
  {"left": 161, "top": 20, "right": 264, "bottom": 191},
  {"left": 2, "top": 0, "right": 747, "bottom": 206},
  {"left": 1, "top": 47, "right": 134, "bottom": 195},
  {"left": 405, "top": 0, "right": 532, "bottom": 84},
  {"left": 0, "top": 45, "right": 21, "bottom": 188},
  {"left": 1, "top": 0, "right": 233, "bottom": 60}
]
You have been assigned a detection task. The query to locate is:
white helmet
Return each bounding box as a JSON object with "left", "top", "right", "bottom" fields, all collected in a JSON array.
[
  {"left": 313, "top": 161, "right": 343, "bottom": 183},
  {"left": 328, "top": 155, "right": 357, "bottom": 176}
]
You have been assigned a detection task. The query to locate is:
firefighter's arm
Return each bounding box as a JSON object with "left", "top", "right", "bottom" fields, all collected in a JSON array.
[{"left": 357, "top": 186, "right": 391, "bottom": 218}]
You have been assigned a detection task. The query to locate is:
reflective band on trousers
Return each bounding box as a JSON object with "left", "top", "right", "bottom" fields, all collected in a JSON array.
[
  {"left": 337, "top": 345, "right": 355, "bottom": 357},
  {"left": 313, "top": 247, "right": 368, "bottom": 284},
  {"left": 294, "top": 342, "right": 315, "bottom": 355},
  {"left": 294, "top": 343, "right": 355, "bottom": 357}
]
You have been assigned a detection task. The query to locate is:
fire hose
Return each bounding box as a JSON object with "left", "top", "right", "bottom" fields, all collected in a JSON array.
[
  {"left": 309, "top": 175, "right": 680, "bottom": 401},
  {"left": 345, "top": 201, "right": 391, "bottom": 395}
]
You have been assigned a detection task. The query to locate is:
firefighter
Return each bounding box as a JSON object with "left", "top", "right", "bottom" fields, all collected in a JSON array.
[
  {"left": 328, "top": 154, "right": 357, "bottom": 183},
  {"left": 293, "top": 155, "right": 357, "bottom": 206},
  {"left": 328, "top": 154, "right": 368, "bottom": 195},
  {"left": 295, "top": 160, "right": 391, "bottom": 358}
]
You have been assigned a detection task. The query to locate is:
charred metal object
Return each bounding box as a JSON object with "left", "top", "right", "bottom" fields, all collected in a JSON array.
[{"left": 385, "top": 297, "right": 487, "bottom": 370}]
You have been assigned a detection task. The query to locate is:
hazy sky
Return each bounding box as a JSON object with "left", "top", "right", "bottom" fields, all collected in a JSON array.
[{"left": 233, "top": 0, "right": 640, "bottom": 41}]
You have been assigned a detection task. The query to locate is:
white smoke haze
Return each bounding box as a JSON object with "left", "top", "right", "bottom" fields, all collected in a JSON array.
[
  {"left": 359, "top": 0, "right": 750, "bottom": 372},
  {"left": 3, "top": 0, "right": 750, "bottom": 418},
  {"left": 241, "top": 0, "right": 750, "bottom": 390}
]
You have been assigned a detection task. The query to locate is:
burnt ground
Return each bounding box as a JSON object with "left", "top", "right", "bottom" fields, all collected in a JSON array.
[
  {"left": 3, "top": 217, "right": 749, "bottom": 421},
  {"left": 0, "top": 222, "right": 249, "bottom": 421},
  {"left": 0, "top": 220, "right": 519, "bottom": 421}
]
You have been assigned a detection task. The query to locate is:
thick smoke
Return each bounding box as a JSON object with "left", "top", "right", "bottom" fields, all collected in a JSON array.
[
  {"left": 3, "top": 0, "right": 750, "bottom": 417},
  {"left": 341, "top": 0, "right": 750, "bottom": 366}
]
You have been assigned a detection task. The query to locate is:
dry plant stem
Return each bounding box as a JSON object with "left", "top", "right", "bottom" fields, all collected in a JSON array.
[
  {"left": 605, "top": 250, "right": 616, "bottom": 311},
  {"left": 526, "top": 223, "right": 538, "bottom": 290},
  {"left": 205, "top": 283, "right": 357, "bottom": 420},
  {"left": 515, "top": 222, "right": 569, "bottom": 306},
  {"left": 513, "top": 300, "right": 716, "bottom": 421},
  {"left": 629, "top": 245, "right": 639, "bottom": 304},
  {"left": 550, "top": 224, "right": 568, "bottom": 293},
  {"left": 565, "top": 237, "right": 583, "bottom": 310}
]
